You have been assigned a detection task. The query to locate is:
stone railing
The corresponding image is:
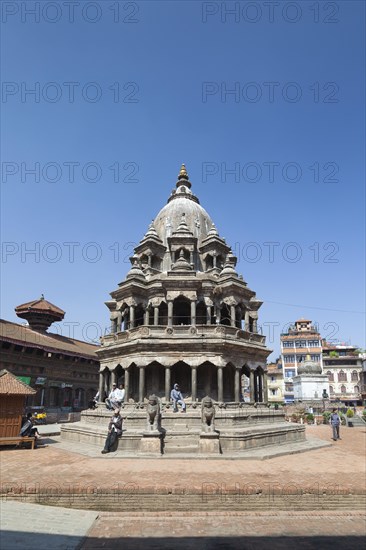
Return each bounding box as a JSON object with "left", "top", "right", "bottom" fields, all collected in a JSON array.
[{"left": 101, "top": 324, "right": 266, "bottom": 346}]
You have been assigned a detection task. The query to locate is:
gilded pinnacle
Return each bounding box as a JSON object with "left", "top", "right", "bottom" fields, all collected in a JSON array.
[{"left": 178, "top": 163, "right": 188, "bottom": 180}]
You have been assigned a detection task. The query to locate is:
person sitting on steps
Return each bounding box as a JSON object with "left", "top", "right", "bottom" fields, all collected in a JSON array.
[{"left": 170, "top": 383, "right": 186, "bottom": 413}]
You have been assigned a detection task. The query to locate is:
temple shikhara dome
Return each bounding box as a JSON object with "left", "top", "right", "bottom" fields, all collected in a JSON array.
[
  {"left": 99, "top": 164, "right": 269, "bottom": 403},
  {"left": 62, "top": 165, "right": 311, "bottom": 456}
]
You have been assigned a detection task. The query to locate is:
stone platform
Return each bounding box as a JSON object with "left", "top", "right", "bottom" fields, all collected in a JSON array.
[{"left": 61, "top": 403, "right": 308, "bottom": 456}]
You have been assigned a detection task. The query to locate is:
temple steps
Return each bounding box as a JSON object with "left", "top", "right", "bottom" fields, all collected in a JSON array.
[{"left": 3, "top": 493, "right": 366, "bottom": 512}]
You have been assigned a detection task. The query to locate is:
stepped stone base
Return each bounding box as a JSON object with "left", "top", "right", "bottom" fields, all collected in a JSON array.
[{"left": 61, "top": 404, "right": 308, "bottom": 457}]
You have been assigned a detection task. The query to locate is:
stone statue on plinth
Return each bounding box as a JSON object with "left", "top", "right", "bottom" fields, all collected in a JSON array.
[
  {"left": 201, "top": 395, "right": 215, "bottom": 433},
  {"left": 146, "top": 394, "right": 161, "bottom": 432}
]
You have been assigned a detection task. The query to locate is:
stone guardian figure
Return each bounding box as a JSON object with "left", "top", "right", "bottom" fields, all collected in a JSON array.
[
  {"left": 201, "top": 395, "right": 215, "bottom": 433},
  {"left": 146, "top": 394, "right": 161, "bottom": 431}
]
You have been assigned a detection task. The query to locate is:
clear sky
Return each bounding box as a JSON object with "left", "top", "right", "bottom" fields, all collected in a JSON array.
[{"left": 1, "top": 0, "right": 365, "bottom": 360}]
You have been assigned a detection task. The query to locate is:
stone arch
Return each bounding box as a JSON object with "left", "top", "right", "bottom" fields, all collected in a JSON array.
[
  {"left": 114, "top": 364, "right": 124, "bottom": 385},
  {"left": 128, "top": 363, "right": 139, "bottom": 402},
  {"left": 220, "top": 304, "right": 231, "bottom": 326},
  {"left": 151, "top": 254, "right": 162, "bottom": 271},
  {"left": 173, "top": 296, "right": 190, "bottom": 325},
  {"left": 145, "top": 361, "right": 165, "bottom": 399},
  {"left": 206, "top": 254, "right": 214, "bottom": 270},
  {"left": 120, "top": 303, "right": 130, "bottom": 331},
  {"left": 223, "top": 363, "right": 236, "bottom": 402},
  {"left": 158, "top": 301, "right": 168, "bottom": 325},
  {"left": 196, "top": 361, "right": 218, "bottom": 401},
  {"left": 135, "top": 304, "right": 145, "bottom": 327},
  {"left": 196, "top": 301, "right": 207, "bottom": 325},
  {"left": 171, "top": 361, "right": 191, "bottom": 397},
  {"left": 239, "top": 364, "right": 251, "bottom": 402}
]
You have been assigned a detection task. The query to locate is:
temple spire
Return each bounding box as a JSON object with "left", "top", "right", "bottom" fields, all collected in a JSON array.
[{"left": 176, "top": 163, "right": 192, "bottom": 189}]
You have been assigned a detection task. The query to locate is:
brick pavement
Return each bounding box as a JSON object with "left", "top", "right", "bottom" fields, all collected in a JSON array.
[
  {"left": 81, "top": 511, "right": 366, "bottom": 549},
  {"left": 0, "top": 425, "right": 365, "bottom": 548},
  {"left": 1, "top": 425, "right": 365, "bottom": 500}
]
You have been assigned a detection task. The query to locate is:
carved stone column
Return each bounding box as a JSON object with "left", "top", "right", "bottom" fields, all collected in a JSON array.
[
  {"left": 250, "top": 370, "right": 255, "bottom": 403},
  {"left": 111, "top": 317, "right": 117, "bottom": 334},
  {"left": 230, "top": 305, "right": 236, "bottom": 327},
  {"left": 165, "top": 366, "right": 171, "bottom": 402},
  {"left": 234, "top": 368, "right": 240, "bottom": 402},
  {"left": 206, "top": 306, "right": 211, "bottom": 325},
  {"left": 167, "top": 301, "right": 173, "bottom": 327},
  {"left": 217, "top": 367, "right": 223, "bottom": 402},
  {"left": 253, "top": 319, "right": 258, "bottom": 333},
  {"left": 154, "top": 306, "right": 159, "bottom": 326},
  {"left": 191, "top": 300, "right": 196, "bottom": 326},
  {"left": 191, "top": 367, "right": 197, "bottom": 402},
  {"left": 124, "top": 368, "right": 130, "bottom": 402},
  {"left": 138, "top": 367, "right": 145, "bottom": 402},
  {"left": 262, "top": 370, "right": 268, "bottom": 404},
  {"left": 258, "top": 371, "right": 263, "bottom": 402},
  {"left": 98, "top": 371, "right": 104, "bottom": 401},
  {"left": 130, "top": 305, "right": 135, "bottom": 329},
  {"left": 116, "top": 310, "right": 122, "bottom": 332},
  {"left": 245, "top": 311, "right": 250, "bottom": 331},
  {"left": 144, "top": 308, "right": 150, "bottom": 326},
  {"left": 216, "top": 306, "right": 221, "bottom": 324},
  {"left": 111, "top": 370, "right": 117, "bottom": 386}
]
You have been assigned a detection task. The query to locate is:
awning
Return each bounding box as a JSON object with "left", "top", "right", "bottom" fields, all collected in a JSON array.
[{"left": 17, "top": 376, "right": 31, "bottom": 385}]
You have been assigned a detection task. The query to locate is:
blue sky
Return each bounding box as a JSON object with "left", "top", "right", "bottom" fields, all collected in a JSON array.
[{"left": 1, "top": 0, "right": 365, "bottom": 359}]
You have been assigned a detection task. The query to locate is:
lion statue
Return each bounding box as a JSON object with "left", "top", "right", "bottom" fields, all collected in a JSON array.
[
  {"left": 146, "top": 394, "right": 161, "bottom": 431},
  {"left": 201, "top": 395, "right": 215, "bottom": 433}
]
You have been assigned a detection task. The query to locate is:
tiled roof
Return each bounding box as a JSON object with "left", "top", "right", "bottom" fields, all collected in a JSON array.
[
  {"left": 15, "top": 297, "right": 65, "bottom": 317},
  {"left": 0, "top": 369, "right": 36, "bottom": 395},
  {"left": 0, "top": 319, "right": 99, "bottom": 360}
]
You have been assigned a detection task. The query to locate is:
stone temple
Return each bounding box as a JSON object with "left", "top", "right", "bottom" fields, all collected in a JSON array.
[{"left": 62, "top": 165, "right": 307, "bottom": 455}]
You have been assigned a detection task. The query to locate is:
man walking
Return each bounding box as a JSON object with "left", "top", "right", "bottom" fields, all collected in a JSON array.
[{"left": 330, "top": 408, "right": 341, "bottom": 441}]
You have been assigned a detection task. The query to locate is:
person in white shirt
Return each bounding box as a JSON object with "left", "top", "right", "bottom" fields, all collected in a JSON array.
[{"left": 105, "top": 383, "right": 125, "bottom": 410}]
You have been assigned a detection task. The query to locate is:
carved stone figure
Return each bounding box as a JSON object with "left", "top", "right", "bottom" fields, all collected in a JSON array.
[
  {"left": 201, "top": 395, "right": 215, "bottom": 433},
  {"left": 146, "top": 394, "right": 161, "bottom": 431}
]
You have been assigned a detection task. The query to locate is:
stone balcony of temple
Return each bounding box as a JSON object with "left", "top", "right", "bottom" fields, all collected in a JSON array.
[{"left": 101, "top": 324, "right": 266, "bottom": 347}]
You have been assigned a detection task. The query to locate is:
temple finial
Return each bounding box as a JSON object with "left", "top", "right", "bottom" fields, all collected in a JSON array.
[
  {"left": 178, "top": 163, "right": 188, "bottom": 180},
  {"left": 176, "top": 163, "right": 191, "bottom": 189}
]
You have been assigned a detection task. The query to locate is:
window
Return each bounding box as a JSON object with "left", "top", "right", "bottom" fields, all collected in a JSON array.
[
  {"left": 338, "top": 370, "right": 347, "bottom": 382},
  {"left": 284, "top": 355, "right": 295, "bottom": 363},
  {"left": 340, "top": 385, "right": 346, "bottom": 394},
  {"left": 295, "top": 340, "right": 307, "bottom": 348},
  {"left": 282, "top": 341, "right": 294, "bottom": 348},
  {"left": 285, "top": 370, "right": 295, "bottom": 378},
  {"left": 308, "top": 340, "right": 320, "bottom": 347},
  {"left": 329, "top": 385, "right": 334, "bottom": 394},
  {"left": 311, "top": 355, "right": 320, "bottom": 361},
  {"left": 327, "top": 371, "right": 334, "bottom": 382},
  {"left": 351, "top": 370, "right": 359, "bottom": 382},
  {"left": 271, "top": 389, "right": 277, "bottom": 396},
  {"left": 354, "top": 386, "right": 359, "bottom": 393}
]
